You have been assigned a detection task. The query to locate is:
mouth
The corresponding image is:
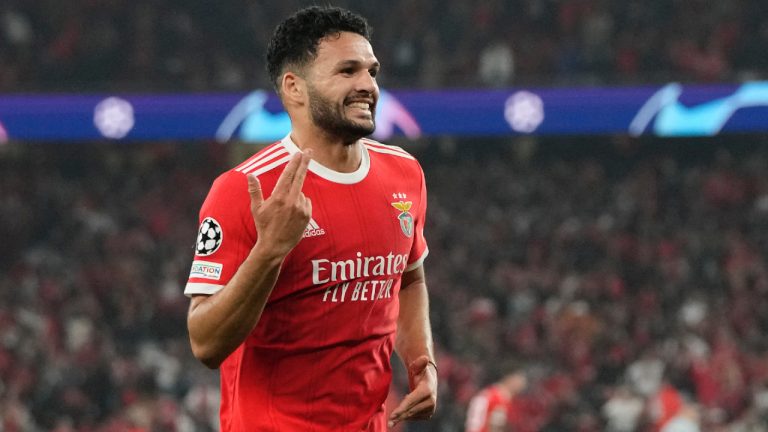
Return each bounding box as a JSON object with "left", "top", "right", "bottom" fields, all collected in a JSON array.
[{"left": 345, "top": 99, "right": 375, "bottom": 118}]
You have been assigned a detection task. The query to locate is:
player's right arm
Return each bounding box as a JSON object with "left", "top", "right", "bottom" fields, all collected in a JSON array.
[{"left": 187, "top": 151, "right": 312, "bottom": 369}]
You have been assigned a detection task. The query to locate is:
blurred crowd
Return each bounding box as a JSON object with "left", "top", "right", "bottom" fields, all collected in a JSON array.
[
  {"left": 423, "top": 136, "right": 768, "bottom": 431},
  {"left": 0, "top": 142, "right": 225, "bottom": 431},
  {"left": 3, "top": 1, "right": 768, "bottom": 431},
  {"left": 3, "top": 136, "right": 768, "bottom": 431},
  {"left": 1, "top": 0, "right": 767, "bottom": 92}
]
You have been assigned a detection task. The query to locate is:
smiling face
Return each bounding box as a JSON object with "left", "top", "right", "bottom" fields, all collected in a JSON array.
[{"left": 304, "top": 31, "right": 380, "bottom": 143}]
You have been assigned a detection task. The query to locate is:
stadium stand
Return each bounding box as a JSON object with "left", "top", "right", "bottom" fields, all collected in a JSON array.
[
  {"left": 2, "top": 0, "right": 768, "bottom": 430},
  {"left": 3, "top": 137, "right": 768, "bottom": 430},
  {"left": 0, "top": 0, "right": 766, "bottom": 92}
]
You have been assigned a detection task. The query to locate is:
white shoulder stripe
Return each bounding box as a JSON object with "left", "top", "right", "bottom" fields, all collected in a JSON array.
[
  {"left": 184, "top": 282, "right": 224, "bottom": 297},
  {"left": 235, "top": 144, "right": 280, "bottom": 171},
  {"left": 235, "top": 145, "right": 287, "bottom": 172},
  {"left": 238, "top": 148, "right": 289, "bottom": 174},
  {"left": 243, "top": 154, "right": 292, "bottom": 176},
  {"left": 405, "top": 248, "right": 429, "bottom": 272},
  {"left": 363, "top": 139, "right": 410, "bottom": 154},
  {"left": 365, "top": 144, "right": 416, "bottom": 160}
]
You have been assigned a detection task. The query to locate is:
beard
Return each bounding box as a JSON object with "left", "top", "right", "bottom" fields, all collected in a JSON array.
[{"left": 307, "top": 84, "right": 376, "bottom": 144}]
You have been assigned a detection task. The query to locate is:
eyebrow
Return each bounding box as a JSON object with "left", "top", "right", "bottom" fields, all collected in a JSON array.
[{"left": 335, "top": 59, "right": 380, "bottom": 69}]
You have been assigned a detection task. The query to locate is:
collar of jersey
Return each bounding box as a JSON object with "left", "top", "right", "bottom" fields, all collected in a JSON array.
[{"left": 280, "top": 134, "right": 370, "bottom": 185}]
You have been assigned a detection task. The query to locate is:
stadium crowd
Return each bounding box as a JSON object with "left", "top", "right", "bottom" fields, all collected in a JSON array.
[
  {"left": 3, "top": 0, "right": 768, "bottom": 430},
  {"left": 1, "top": 0, "right": 767, "bottom": 92},
  {"left": 2, "top": 137, "right": 768, "bottom": 431}
]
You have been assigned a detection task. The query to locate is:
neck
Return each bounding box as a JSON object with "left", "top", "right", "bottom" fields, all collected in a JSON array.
[{"left": 290, "top": 125, "right": 363, "bottom": 173}]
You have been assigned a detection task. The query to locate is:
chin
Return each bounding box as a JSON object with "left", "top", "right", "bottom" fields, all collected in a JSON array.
[
  {"left": 360, "top": 124, "right": 376, "bottom": 137},
  {"left": 340, "top": 124, "right": 375, "bottom": 143},
  {"left": 347, "top": 119, "right": 375, "bottom": 135}
]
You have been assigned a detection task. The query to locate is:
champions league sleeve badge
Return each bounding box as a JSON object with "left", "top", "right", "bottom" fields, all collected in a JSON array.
[
  {"left": 391, "top": 201, "right": 414, "bottom": 238},
  {"left": 195, "top": 217, "right": 223, "bottom": 256}
]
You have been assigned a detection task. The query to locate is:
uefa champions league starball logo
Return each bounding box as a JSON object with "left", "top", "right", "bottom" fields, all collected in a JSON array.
[
  {"left": 504, "top": 90, "right": 544, "bottom": 133},
  {"left": 195, "top": 217, "right": 223, "bottom": 256},
  {"left": 93, "top": 96, "right": 135, "bottom": 139}
]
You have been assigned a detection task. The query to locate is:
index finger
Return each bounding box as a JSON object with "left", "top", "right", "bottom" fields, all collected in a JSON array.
[
  {"left": 289, "top": 150, "right": 312, "bottom": 197},
  {"left": 272, "top": 152, "right": 305, "bottom": 197}
]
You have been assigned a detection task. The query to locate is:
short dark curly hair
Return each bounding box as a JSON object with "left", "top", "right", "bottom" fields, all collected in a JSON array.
[{"left": 266, "top": 6, "right": 372, "bottom": 92}]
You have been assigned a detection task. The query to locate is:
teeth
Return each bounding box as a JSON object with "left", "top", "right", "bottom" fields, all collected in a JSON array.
[{"left": 348, "top": 102, "right": 370, "bottom": 110}]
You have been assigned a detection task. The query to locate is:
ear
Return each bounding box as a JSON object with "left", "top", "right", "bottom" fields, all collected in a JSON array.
[{"left": 281, "top": 71, "right": 306, "bottom": 105}]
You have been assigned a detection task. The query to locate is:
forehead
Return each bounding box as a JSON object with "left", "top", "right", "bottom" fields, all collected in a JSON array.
[{"left": 312, "top": 31, "right": 377, "bottom": 68}]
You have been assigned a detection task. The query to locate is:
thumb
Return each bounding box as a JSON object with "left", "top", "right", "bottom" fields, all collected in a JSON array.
[
  {"left": 409, "top": 355, "right": 430, "bottom": 376},
  {"left": 247, "top": 174, "right": 264, "bottom": 209},
  {"left": 408, "top": 355, "right": 431, "bottom": 389}
]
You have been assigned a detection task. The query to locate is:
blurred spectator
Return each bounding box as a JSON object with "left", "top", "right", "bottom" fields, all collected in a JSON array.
[
  {"left": 465, "top": 364, "right": 528, "bottom": 432},
  {"left": 0, "top": 0, "right": 766, "bottom": 92},
  {"left": 477, "top": 38, "right": 515, "bottom": 87},
  {"left": 602, "top": 385, "right": 644, "bottom": 432}
]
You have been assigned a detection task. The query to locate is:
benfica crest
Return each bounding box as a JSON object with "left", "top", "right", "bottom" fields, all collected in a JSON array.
[{"left": 391, "top": 201, "right": 414, "bottom": 237}]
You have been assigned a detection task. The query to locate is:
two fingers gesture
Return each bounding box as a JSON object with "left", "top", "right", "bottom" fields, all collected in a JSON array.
[{"left": 247, "top": 151, "right": 313, "bottom": 258}]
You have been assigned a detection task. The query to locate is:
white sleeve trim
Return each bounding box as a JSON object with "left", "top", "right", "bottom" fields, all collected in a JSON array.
[
  {"left": 184, "top": 282, "right": 224, "bottom": 297},
  {"left": 405, "top": 247, "right": 429, "bottom": 272}
]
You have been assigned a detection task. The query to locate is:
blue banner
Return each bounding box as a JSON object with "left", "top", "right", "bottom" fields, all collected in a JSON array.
[{"left": 1, "top": 82, "right": 767, "bottom": 143}]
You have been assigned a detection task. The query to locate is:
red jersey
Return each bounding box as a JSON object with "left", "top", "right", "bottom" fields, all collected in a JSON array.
[
  {"left": 650, "top": 384, "right": 684, "bottom": 432},
  {"left": 465, "top": 385, "right": 513, "bottom": 432},
  {"left": 185, "top": 135, "right": 429, "bottom": 432}
]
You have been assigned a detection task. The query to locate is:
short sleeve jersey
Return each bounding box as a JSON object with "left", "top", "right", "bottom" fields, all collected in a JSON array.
[
  {"left": 185, "top": 135, "right": 428, "bottom": 432},
  {"left": 650, "top": 384, "right": 684, "bottom": 432},
  {"left": 465, "top": 385, "right": 512, "bottom": 432}
]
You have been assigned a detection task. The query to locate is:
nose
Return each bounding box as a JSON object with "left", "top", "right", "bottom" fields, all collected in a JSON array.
[{"left": 355, "top": 70, "right": 378, "bottom": 95}]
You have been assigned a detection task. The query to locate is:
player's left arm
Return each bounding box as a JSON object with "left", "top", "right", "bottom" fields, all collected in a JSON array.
[{"left": 389, "top": 265, "right": 437, "bottom": 427}]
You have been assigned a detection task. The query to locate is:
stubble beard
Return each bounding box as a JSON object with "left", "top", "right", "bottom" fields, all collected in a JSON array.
[{"left": 307, "top": 84, "right": 376, "bottom": 144}]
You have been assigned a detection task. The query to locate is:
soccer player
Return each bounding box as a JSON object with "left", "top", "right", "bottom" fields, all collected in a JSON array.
[
  {"left": 465, "top": 367, "right": 528, "bottom": 432},
  {"left": 184, "top": 6, "right": 437, "bottom": 431}
]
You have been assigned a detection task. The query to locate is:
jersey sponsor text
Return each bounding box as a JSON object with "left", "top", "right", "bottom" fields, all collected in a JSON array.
[{"left": 311, "top": 251, "right": 409, "bottom": 285}]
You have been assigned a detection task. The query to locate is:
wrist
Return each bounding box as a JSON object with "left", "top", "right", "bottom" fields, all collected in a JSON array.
[
  {"left": 426, "top": 359, "right": 438, "bottom": 375},
  {"left": 250, "top": 240, "right": 289, "bottom": 265},
  {"left": 407, "top": 355, "right": 438, "bottom": 376}
]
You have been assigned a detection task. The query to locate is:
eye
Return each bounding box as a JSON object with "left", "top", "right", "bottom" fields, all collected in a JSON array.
[
  {"left": 369, "top": 68, "right": 379, "bottom": 78},
  {"left": 340, "top": 68, "right": 355, "bottom": 76}
]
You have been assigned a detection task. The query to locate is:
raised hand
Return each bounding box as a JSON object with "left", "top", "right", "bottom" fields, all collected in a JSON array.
[{"left": 247, "top": 151, "right": 313, "bottom": 259}]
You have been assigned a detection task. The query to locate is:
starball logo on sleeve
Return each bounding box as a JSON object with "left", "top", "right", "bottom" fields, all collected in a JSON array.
[{"left": 195, "top": 217, "right": 223, "bottom": 256}]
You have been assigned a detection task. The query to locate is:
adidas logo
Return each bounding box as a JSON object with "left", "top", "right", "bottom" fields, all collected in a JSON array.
[{"left": 303, "top": 218, "right": 326, "bottom": 238}]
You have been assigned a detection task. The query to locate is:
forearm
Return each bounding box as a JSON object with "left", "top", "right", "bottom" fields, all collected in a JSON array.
[
  {"left": 395, "top": 274, "right": 434, "bottom": 368},
  {"left": 388, "top": 268, "right": 438, "bottom": 426},
  {"left": 187, "top": 242, "right": 285, "bottom": 368}
]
